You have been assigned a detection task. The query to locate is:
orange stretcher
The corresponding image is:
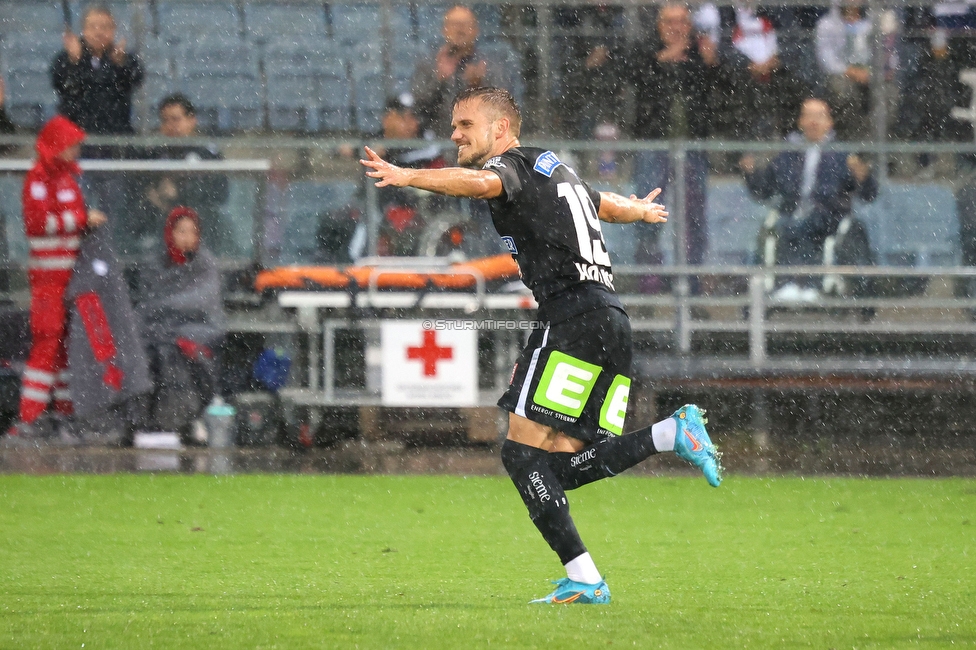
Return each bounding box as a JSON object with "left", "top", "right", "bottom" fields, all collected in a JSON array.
[{"left": 254, "top": 254, "right": 519, "bottom": 293}]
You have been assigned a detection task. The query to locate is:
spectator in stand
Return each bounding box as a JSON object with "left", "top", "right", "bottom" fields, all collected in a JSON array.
[
  {"left": 52, "top": 5, "right": 143, "bottom": 239},
  {"left": 901, "top": 31, "right": 976, "bottom": 301},
  {"left": 815, "top": 1, "right": 872, "bottom": 139},
  {"left": 7, "top": 116, "right": 108, "bottom": 443},
  {"left": 555, "top": 5, "right": 626, "bottom": 139},
  {"left": 51, "top": 5, "right": 143, "bottom": 136},
  {"left": 624, "top": 3, "right": 722, "bottom": 288},
  {"left": 739, "top": 98, "right": 877, "bottom": 300},
  {"left": 723, "top": 6, "right": 809, "bottom": 140},
  {"left": 129, "top": 94, "right": 230, "bottom": 256},
  {"left": 412, "top": 5, "right": 508, "bottom": 137},
  {"left": 136, "top": 206, "right": 225, "bottom": 436}
]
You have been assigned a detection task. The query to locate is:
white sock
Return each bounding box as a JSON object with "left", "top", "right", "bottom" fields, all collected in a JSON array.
[
  {"left": 651, "top": 418, "right": 676, "bottom": 452},
  {"left": 565, "top": 552, "right": 602, "bottom": 585}
]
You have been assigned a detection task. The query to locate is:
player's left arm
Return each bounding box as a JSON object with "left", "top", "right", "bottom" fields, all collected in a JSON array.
[
  {"left": 360, "top": 146, "right": 503, "bottom": 199},
  {"left": 597, "top": 188, "right": 669, "bottom": 224}
]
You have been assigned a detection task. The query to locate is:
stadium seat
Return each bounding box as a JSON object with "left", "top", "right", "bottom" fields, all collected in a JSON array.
[
  {"left": 472, "top": 3, "right": 502, "bottom": 39},
  {"left": 705, "top": 179, "right": 770, "bottom": 265},
  {"left": 416, "top": 4, "right": 448, "bottom": 49},
  {"left": 264, "top": 40, "right": 341, "bottom": 132},
  {"left": 479, "top": 40, "right": 525, "bottom": 103},
  {"left": 177, "top": 38, "right": 262, "bottom": 132},
  {"left": 136, "top": 37, "right": 178, "bottom": 130},
  {"left": 854, "top": 183, "right": 960, "bottom": 267},
  {"left": 279, "top": 180, "right": 361, "bottom": 264},
  {"left": 351, "top": 62, "right": 386, "bottom": 135},
  {"left": 330, "top": 2, "right": 381, "bottom": 47},
  {"left": 2, "top": 32, "right": 62, "bottom": 128},
  {"left": 0, "top": 1, "right": 64, "bottom": 38},
  {"left": 318, "top": 60, "right": 354, "bottom": 132},
  {"left": 243, "top": 3, "right": 327, "bottom": 43},
  {"left": 157, "top": 1, "right": 240, "bottom": 42}
]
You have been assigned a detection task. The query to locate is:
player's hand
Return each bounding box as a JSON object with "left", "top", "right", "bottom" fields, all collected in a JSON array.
[
  {"left": 629, "top": 188, "right": 668, "bottom": 224},
  {"left": 88, "top": 209, "right": 108, "bottom": 228},
  {"left": 64, "top": 30, "right": 82, "bottom": 63},
  {"left": 360, "top": 146, "right": 412, "bottom": 188}
]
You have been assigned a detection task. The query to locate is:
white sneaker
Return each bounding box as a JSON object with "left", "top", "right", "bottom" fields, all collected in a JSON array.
[{"left": 771, "top": 282, "right": 804, "bottom": 302}]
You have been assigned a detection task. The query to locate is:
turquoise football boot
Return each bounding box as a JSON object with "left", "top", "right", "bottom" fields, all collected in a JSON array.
[
  {"left": 672, "top": 404, "right": 722, "bottom": 487},
  {"left": 530, "top": 578, "right": 611, "bottom": 604}
]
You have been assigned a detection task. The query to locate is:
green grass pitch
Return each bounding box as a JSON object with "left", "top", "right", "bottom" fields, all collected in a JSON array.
[{"left": 1, "top": 473, "right": 974, "bottom": 648}]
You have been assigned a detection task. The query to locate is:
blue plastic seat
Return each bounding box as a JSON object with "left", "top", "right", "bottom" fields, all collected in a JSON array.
[
  {"left": 2, "top": 32, "right": 62, "bottom": 128},
  {"left": 182, "top": 75, "right": 263, "bottom": 132},
  {"left": 318, "top": 64, "right": 353, "bottom": 132},
  {"left": 244, "top": 3, "right": 327, "bottom": 42},
  {"left": 157, "top": 1, "right": 240, "bottom": 41},
  {"left": 0, "top": 1, "right": 64, "bottom": 37},
  {"left": 351, "top": 62, "right": 387, "bottom": 135},
  {"left": 330, "top": 2, "right": 381, "bottom": 46},
  {"left": 265, "top": 41, "right": 342, "bottom": 132},
  {"left": 177, "top": 37, "right": 259, "bottom": 78}
]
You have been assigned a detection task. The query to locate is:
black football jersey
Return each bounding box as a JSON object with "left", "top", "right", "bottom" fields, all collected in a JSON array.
[{"left": 483, "top": 147, "right": 621, "bottom": 322}]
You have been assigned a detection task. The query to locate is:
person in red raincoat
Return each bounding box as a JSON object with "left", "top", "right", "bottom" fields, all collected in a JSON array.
[{"left": 13, "top": 115, "right": 107, "bottom": 436}]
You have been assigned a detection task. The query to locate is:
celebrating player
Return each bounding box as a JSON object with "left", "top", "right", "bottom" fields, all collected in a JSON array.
[{"left": 361, "top": 87, "right": 721, "bottom": 605}]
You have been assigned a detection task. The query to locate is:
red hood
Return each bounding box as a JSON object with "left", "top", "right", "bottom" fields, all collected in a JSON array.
[
  {"left": 165, "top": 206, "right": 200, "bottom": 265},
  {"left": 35, "top": 115, "right": 85, "bottom": 175}
]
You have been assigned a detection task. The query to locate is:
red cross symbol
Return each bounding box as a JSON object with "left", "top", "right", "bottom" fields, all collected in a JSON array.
[{"left": 407, "top": 330, "right": 453, "bottom": 377}]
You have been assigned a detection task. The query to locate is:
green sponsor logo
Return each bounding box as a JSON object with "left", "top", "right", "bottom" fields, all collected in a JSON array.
[
  {"left": 532, "top": 351, "right": 602, "bottom": 418},
  {"left": 599, "top": 375, "right": 631, "bottom": 435}
]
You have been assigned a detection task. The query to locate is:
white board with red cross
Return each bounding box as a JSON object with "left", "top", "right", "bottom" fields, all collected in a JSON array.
[{"left": 380, "top": 320, "right": 478, "bottom": 406}]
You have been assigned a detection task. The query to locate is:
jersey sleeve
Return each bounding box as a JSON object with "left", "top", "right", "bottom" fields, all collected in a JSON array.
[
  {"left": 482, "top": 153, "right": 523, "bottom": 203},
  {"left": 583, "top": 181, "right": 602, "bottom": 214}
]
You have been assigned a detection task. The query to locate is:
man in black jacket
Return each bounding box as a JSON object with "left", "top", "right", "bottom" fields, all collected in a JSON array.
[
  {"left": 624, "top": 4, "right": 722, "bottom": 284},
  {"left": 127, "top": 94, "right": 231, "bottom": 256},
  {"left": 51, "top": 5, "right": 143, "bottom": 136}
]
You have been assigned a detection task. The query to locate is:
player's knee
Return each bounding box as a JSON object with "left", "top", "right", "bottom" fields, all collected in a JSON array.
[{"left": 501, "top": 438, "right": 543, "bottom": 474}]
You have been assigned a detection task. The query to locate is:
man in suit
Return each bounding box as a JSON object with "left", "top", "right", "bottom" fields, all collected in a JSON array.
[{"left": 739, "top": 98, "right": 877, "bottom": 297}]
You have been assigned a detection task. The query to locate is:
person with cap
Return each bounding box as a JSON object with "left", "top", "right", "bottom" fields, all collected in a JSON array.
[{"left": 7, "top": 115, "right": 107, "bottom": 442}]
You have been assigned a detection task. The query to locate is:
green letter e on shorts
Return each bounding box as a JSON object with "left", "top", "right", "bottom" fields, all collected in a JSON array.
[{"left": 532, "top": 351, "right": 601, "bottom": 419}]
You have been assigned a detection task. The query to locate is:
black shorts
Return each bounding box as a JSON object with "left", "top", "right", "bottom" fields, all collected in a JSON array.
[{"left": 497, "top": 306, "right": 633, "bottom": 442}]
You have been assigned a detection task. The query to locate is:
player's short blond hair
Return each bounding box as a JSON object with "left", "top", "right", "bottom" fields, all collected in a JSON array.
[{"left": 453, "top": 87, "right": 522, "bottom": 137}]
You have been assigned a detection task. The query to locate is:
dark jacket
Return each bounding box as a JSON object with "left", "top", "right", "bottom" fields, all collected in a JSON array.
[
  {"left": 745, "top": 136, "right": 879, "bottom": 242},
  {"left": 51, "top": 40, "right": 143, "bottom": 134},
  {"left": 131, "top": 143, "right": 231, "bottom": 254},
  {"left": 626, "top": 42, "right": 720, "bottom": 139}
]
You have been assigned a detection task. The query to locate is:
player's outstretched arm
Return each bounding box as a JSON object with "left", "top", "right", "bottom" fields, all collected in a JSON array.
[
  {"left": 360, "top": 146, "right": 503, "bottom": 199},
  {"left": 597, "top": 188, "right": 669, "bottom": 225}
]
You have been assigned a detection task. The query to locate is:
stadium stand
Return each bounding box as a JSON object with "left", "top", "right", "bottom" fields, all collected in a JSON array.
[
  {"left": 1, "top": 33, "right": 61, "bottom": 128},
  {"left": 318, "top": 58, "right": 354, "bottom": 132},
  {"left": 279, "top": 180, "right": 360, "bottom": 264},
  {"left": 243, "top": 2, "right": 327, "bottom": 43},
  {"left": 0, "top": 0, "right": 64, "bottom": 35},
  {"left": 330, "top": 2, "right": 381, "bottom": 47},
  {"left": 157, "top": 1, "right": 240, "bottom": 41},
  {"left": 136, "top": 37, "right": 178, "bottom": 131},
  {"left": 177, "top": 36, "right": 263, "bottom": 132},
  {"left": 264, "top": 39, "right": 340, "bottom": 133}
]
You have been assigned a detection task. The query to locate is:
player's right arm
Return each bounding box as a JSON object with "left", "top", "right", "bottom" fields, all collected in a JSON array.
[
  {"left": 360, "top": 146, "right": 502, "bottom": 199},
  {"left": 597, "top": 188, "right": 669, "bottom": 225}
]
